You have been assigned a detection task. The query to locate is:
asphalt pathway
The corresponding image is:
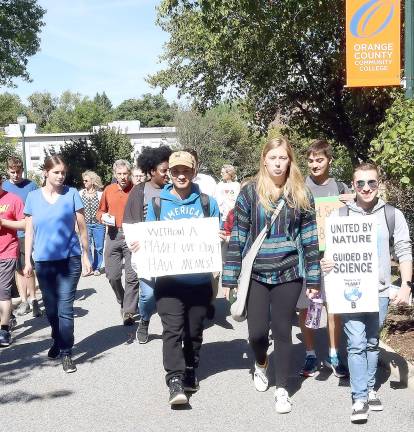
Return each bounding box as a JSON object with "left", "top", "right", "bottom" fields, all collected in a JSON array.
[{"left": 1, "top": 274, "right": 413, "bottom": 432}]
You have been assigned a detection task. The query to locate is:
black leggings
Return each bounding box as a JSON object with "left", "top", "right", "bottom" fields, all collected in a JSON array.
[{"left": 247, "top": 278, "right": 302, "bottom": 388}]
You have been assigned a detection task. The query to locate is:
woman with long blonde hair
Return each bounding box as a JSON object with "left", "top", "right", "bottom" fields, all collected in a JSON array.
[{"left": 222, "top": 137, "right": 320, "bottom": 413}]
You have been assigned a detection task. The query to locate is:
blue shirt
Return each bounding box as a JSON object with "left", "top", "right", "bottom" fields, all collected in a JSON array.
[
  {"left": 2, "top": 179, "right": 38, "bottom": 238},
  {"left": 24, "top": 187, "right": 84, "bottom": 262}
]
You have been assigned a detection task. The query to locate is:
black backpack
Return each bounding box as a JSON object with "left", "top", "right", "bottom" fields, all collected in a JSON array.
[{"left": 152, "top": 193, "right": 211, "bottom": 221}]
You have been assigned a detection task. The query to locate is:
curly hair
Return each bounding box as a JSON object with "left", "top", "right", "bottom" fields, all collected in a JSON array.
[
  {"left": 82, "top": 170, "right": 104, "bottom": 190},
  {"left": 137, "top": 146, "right": 172, "bottom": 175}
]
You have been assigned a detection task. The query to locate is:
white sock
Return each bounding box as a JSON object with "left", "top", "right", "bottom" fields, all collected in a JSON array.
[
  {"left": 329, "top": 348, "right": 338, "bottom": 358},
  {"left": 306, "top": 350, "right": 316, "bottom": 358}
]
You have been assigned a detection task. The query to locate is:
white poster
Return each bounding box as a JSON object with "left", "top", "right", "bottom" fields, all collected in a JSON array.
[
  {"left": 324, "top": 215, "right": 379, "bottom": 314},
  {"left": 122, "top": 217, "right": 222, "bottom": 279}
]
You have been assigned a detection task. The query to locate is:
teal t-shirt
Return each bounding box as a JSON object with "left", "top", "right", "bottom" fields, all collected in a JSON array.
[{"left": 24, "top": 186, "right": 84, "bottom": 261}]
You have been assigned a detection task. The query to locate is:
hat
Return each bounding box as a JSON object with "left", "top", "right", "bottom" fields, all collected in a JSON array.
[{"left": 169, "top": 151, "right": 195, "bottom": 169}]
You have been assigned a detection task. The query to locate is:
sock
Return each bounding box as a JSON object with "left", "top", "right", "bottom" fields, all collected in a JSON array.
[
  {"left": 257, "top": 357, "right": 268, "bottom": 369},
  {"left": 306, "top": 350, "right": 316, "bottom": 358},
  {"left": 329, "top": 348, "right": 338, "bottom": 358},
  {"left": 1, "top": 325, "right": 10, "bottom": 331}
]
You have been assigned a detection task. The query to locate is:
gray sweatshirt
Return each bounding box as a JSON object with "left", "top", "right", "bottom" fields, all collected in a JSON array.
[{"left": 345, "top": 199, "right": 412, "bottom": 297}]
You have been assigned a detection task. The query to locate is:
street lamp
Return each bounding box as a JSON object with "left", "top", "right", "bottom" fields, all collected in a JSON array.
[{"left": 17, "top": 114, "right": 28, "bottom": 176}]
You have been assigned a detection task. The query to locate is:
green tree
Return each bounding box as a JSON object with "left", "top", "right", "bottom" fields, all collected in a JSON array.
[
  {"left": 0, "top": 93, "right": 27, "bottom": 127},
  {"left": 149, "top": 0, "right": 395, "bottom": 163},
  {"left": 27, "top": 92, "right": 57, "bottom": 130},
  {"left": 0, "top": 0, "right": 45, "bottom": 86},
  {"left": 0, "top": 133, "right": 20, "bottom": 175},
  {"left": 114, "top": 93, "right": 176, "bottom": 127}
]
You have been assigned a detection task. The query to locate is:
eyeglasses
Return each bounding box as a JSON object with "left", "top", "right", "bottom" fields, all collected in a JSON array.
[{"left": 355, "top": 180, "right": 378, "bottom": 190}]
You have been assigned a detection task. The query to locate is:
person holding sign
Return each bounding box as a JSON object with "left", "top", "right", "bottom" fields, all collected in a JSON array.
[
  {"left": 321, "top": 163, "right": 412, "bottom": 424},
  {"left": 297, "top": 139, "right": 353, "bottom": 378},
  {"left": 222, "top": 137, "right": 321, "bottom": 414},
  {"left": 143, "top": 151, "right": 220, "bottom": 406}
]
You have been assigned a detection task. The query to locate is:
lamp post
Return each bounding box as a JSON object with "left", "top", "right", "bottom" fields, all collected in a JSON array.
[{"left": 17, "top": 114, "right": 28, "bottom": 176}]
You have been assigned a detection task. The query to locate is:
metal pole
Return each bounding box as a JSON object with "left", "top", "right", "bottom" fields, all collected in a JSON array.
[
  {"left": 20, "top": 126, "right": 27, "bottom": 176},
  {"left": 405, "top": 0, "right": 414, "bottom": 98}
]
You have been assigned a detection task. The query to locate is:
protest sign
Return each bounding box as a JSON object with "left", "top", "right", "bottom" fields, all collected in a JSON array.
[
  {"left": 122, "top": 217, "right": 221, "bottom": 279},
  {"left": 324, "top": 215, "right": 379, "bottom": 314},
  {"left": 314, "top": 197, "right": 346, "bottom": 251}
]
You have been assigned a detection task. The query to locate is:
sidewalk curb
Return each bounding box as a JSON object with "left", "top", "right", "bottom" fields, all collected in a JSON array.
[{"left": 379, "top": 340, "right": 414, "bottom": 391}]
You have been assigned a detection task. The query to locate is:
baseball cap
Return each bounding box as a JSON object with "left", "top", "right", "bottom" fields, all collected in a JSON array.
[{"left": 169, "top": 151, "right": 195, "bottom": 169}]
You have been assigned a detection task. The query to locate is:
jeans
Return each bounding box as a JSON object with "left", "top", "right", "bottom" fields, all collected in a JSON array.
[
  {"left": 379, "top": 296, "right": 390, "bottom": 329},
  {"left": 343, "top": 312, "right": 379, "bottom": 401},
  {"left": 139, "top": 278, "right": 156, "bottom": 322},
  {"left": 87, "top": 223, "right": 105, "bottom": 271},
  {"left": 35, "top": 256, "right": 81, "bottom": 356}
]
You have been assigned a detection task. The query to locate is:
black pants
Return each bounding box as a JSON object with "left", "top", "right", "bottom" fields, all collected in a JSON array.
[
  {"left": 154, "top": 277, "right": 212, "bottom": 385},
  {"left": 247, "top": 278, "right": 302, "bottom": 388}
]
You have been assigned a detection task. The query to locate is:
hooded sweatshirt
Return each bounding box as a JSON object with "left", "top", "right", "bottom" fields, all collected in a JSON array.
[
  {"left": 145, "top": 183, "right": 220, "bottom": 285},
  {"left": 344, "top": 198, "right": 412, "bottom": 297}
]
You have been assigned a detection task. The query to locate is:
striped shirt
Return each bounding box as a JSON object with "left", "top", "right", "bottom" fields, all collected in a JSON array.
[{"left": 222, "top": 182, "right": 321, "bottom": 289}]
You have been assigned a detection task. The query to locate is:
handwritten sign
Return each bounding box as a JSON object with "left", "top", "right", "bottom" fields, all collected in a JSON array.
[
  {"left": 122, "top": 218, "right": 221, "bottom": 279},
  {"left": 324, "top": 215, "right": 379, "bottom": 314},
  {"left": 314, "top": 197, "right": 346, "bottom": 251}
]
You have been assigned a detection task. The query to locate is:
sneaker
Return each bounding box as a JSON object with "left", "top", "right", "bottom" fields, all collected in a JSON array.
[
  {"left": 0, "top": 329, "right": 11, "bottom": 347},
  {"left": 136, "top": 320, "right": 149, "bottom": 344},
  {"left": 183, "top": 367, "right": 199, "bottom": 392},
  {"left": 324, "top": 355, "right": 348, "bottom": 378},
  {"left": 93, "top": 270, "right": 101, "bottom": 276},
  {"left": 253, "top": 361, "right": 269, "bottom": 392},
  {"left": 275, "top": 387, "right": 292, "bottom": 414},
  {"left": 62, "top": 355, "right": 77, "bottom": 373},
  {"left": 48, "top": 343, "right": 60, "bottom": 359},
  {"left": 350, "top": 400, "right": 369, "bottom": 423},
  {"left": 16, "top": 301, "right": 30, "bottom": 316},
  {"left": 300, "top": 355, "right": 318, "bottom": 377},
  {"left": 9, "top": 314, "right": 17, "bottom": 331},
  {"left": 368, "top": 390, "right": 383, "bottom": 411},
  {"left": 31, "top": 299, "right": 41, "bottom": 317},
  {"left": 168, "top": 377, "right": 188, "bottom": 405},
  {"left": 123, "top": 312, "right": 135, "bottom": 326}
]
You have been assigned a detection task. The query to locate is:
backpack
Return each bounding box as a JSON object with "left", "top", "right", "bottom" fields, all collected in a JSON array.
[{"left": 151, "top": 192, "right": 211, "bottom": 220}]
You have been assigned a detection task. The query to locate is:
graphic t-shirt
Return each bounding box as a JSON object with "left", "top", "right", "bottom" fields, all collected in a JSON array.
[
  {"left": 24, "top": 187, "right": 84, "bottom": 261},
  {"left": 305, "top": 176, "right": 349, "bottom": 198},
  {"left": 0, "top": 190, "right": 24, "bottom": 259},
  {"left": 216, "top": 181, "right": 241, "bottom": 221}
]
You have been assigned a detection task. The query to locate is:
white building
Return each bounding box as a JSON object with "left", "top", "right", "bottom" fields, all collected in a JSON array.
[{"left": 4, "top": 120, "right": 178, "bottom": 173}]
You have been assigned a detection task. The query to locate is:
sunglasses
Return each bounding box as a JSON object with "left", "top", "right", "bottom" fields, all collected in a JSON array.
[{"left": 355, "top": 179, "right": 378, "bottom": 190}]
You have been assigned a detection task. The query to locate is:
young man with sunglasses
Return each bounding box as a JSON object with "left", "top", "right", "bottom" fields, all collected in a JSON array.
[{"left": 321, "top": 163, "right": 412, "bottom": 423}]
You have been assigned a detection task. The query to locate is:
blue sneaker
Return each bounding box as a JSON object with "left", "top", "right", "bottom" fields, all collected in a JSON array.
[
  {"left": 0, "top": 329, "right": 11, "bottom": 347},
  {"left": 324, "top": 355, "right": 348, "bottom": 378},
  {"left": 300, "top": 355, "right": 318, "bottom": 377}
]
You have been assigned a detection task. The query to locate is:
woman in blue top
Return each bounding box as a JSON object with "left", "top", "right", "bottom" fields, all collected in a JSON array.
[{"left": 24, "top": 155, "right": 91, "bottom": 373}]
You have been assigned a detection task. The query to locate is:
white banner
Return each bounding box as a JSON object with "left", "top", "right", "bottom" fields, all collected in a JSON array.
[
  {"left": 122, "top": 217, "right": 222, "bottom": 279},
  {"left": 324, "top": 215, "right": 379, "bottom": 314}
]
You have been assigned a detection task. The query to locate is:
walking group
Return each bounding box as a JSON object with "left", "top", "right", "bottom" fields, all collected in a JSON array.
[{"left": 0, "top": 136, "right": 412, "bottom": 424}]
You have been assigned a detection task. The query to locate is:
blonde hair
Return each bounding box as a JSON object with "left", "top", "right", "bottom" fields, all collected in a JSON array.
[
  {"left": 221, "top": 164, "right": 237, "bottom": 181},
  {"left": 256, "top": 137, "right": 311, "bottom": 212},
  {"left": 82, "top": 170, "right": 103, "bottom": 190}
]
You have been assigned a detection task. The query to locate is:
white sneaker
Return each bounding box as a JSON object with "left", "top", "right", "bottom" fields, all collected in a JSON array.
[
  {"left": 253, "top": 361, "right": 269, "bottom": 392},
  {"left": 275, "top": 387, "right": 292, "bottom": 414},
  {"left": 368, "top": 390, "right": 383, "bottom": 411}
]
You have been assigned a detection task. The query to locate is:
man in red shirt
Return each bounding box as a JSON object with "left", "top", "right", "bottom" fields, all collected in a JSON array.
[
  {"left": 0, "top": 176, "right": 25, "bottom": 346},
  {"left": 97, "top": 160, "right": 139, "bottom": 325}
]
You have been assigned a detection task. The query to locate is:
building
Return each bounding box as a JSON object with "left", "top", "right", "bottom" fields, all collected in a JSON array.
[{"left": 4, "top": 120, "right": 178, "bottom": 173}]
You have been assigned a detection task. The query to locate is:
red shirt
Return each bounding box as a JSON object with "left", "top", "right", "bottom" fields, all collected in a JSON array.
[
  {"left": 0, "top": 190, "right": 24, "bottom": 259},
  {"left": 96, "top": 182, "right": 133, "bottom": 228}
]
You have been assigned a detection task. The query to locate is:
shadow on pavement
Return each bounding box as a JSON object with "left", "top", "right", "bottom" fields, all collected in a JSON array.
[
  {"left": 204, "top": 298, "right": 234, "bottom": 330},
  {"left": 0, "top": 389, "right": 73, "bottom": 405},
  {"left": 75, "top": 287, "right": 97, "bottom": 301}
]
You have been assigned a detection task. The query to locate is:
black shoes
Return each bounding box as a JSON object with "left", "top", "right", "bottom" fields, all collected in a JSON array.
[
  {"left": 168, "top": 377, "right": 188, "bottom": 405},
  {"left": 62, "top": 355, "right": 77, "bottom": 373},
  {"left": 136, "top": 320, "right": 149, "bottom": 344},
  {"left": 48, "top": 343, "right": 60, "bottom": 359},
  {"left": 183, "top": 367, "right": 199, "bottom": 392},
  {"left": 32, "top": 299, "right": 41, "bottom": 317},
  {"left": 123, "top": 312, "right": 135, "bottom": 326}
]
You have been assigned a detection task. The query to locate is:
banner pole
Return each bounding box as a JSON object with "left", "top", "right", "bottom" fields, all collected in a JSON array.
[{"left": 406, "top": 0, "right": 414, "bottom": 98}]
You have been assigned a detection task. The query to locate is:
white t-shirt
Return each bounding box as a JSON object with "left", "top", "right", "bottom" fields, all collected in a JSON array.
[
  {"left": 193, "top": 173, "right": 217, "bottom": 197},
  {"left": 215, "top": 181, "right": 240, "bottom": 221}
]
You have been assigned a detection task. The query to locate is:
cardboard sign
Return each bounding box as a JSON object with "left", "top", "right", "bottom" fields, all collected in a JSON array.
[
  {"left": 324, "top": 215, "right": 379, "bottom": 314},
  {"left": 346, "top": 0, "right": 401, "bottom": 87},
  {"left": 314, "top": 196, "right": 346, "bottom": 251},
  {"left": 122, "top": 217, "right": 222, "bottom": 279}
]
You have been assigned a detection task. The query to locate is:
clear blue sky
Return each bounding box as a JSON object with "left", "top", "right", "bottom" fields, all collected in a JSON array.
[{"left": 2, "top": 0, "right": 177, "bottom": 106}]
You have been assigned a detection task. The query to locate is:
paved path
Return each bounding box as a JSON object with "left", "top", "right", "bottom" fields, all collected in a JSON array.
[{"left": 1, "top": 274, "right": 413, "bottom": 432}]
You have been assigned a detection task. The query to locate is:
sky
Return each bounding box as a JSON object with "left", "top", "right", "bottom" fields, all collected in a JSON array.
[{"left": 1, "top": 0, "right": 178, "bottom": 106}]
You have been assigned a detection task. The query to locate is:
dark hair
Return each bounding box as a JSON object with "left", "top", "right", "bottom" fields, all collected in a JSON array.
[
  {"left": 137, "top": 146, "right": 172, "bottom": 175},
  {"left": 43, "top": 155, "right": 67, "bottom": 172},
  {"left": 183, "top": 148, "right": 198, "bottom": 164},
  {"left": 353, "top": 162, "right": 379, "bottom": 178},
  {"left": 7, "top": 156, "right": 23, "bottom": 170},
  {"left": 306, "top": 139, "right": 333, "bottom": 160}
]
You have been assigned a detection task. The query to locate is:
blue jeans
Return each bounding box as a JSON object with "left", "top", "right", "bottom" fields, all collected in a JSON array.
[
  {"left": 139, "top": 278, "right": 156, "bottom": 321},
  {"left": 87, "top": 223, "right": 105, "bottom": 271},
  {"left": 379, "top": 296, "right": 390, "bottom": 329},
  {"left": 35, "top": 256, "right": 81, "bottom": 356},
  {"left": 343, "top": 312, "right": 379, "bottom": 401}
]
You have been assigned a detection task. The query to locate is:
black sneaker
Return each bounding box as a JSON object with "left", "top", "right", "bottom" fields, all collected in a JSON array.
[
  {"left": 0, "top": 329, "right": 11, "bottom": 347},
  {"left": 9, "top": 314, "right": 17, "bottom": 331},
  {"left": 48, "top": 343, "right": 60, "bottom": 359},
  {"left": 183, "top": 367, "right": 199, "bottom": 392},
  {"left": 31, "top": 299, "right": 41, "bottom": 317},
  {"left": 136, "top": 320, "right": 149, "bottom": 344},
  {"left": 123, "top": 312, "right": 135, "bottom": 326},
  {"left": 368, "top": 390, "right": 383, "bottom": 411},
  {"left": 62, "top": 355, "right": 77, "bottom": 373},
  {"left": 168, "top": 377, "right": 188, "bottom": 405},
  {"left": 350, "top": 400, "right": 369, "bottom": 423}
]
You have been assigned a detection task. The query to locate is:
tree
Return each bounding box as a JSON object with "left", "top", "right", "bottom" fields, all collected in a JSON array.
[
  {"left": 0, "top": 92, "right": 27, "bottom": 127},
  {"left": 0, "top": 133, "right": 20, "bottom": 175},
  {"left": 94, "top": 92, "right": 113, "bottom": 113},
  {"left": 114, "top": 93, "right": 176, "bottom": 127},
  {"left": 27, "top": 91, "right": 58, "bottom": 130},
  {"left": 0, "top": 0, "right": 45, "bottom": 86},
  {"left": 149, "top": 0, "right": 395, "bottom": 163}
]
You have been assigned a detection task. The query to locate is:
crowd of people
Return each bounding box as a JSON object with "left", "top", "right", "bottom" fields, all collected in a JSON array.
[{"left": 0, "top": 137, "right": 412, "bottom": 424}]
